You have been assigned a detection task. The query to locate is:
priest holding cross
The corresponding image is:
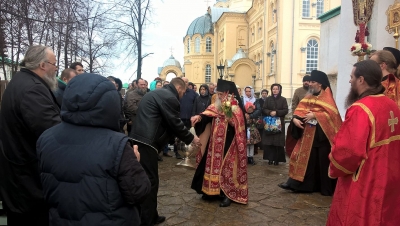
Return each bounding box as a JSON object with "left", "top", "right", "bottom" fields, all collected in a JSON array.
[{"left": 327, "top": 60, "right": 400, "bottom": 225}]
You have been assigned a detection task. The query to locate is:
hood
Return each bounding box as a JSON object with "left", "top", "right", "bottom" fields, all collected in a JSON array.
[
  {"left": 61, "top": 73, "right": 121, "bottom": 131},
  {"left": 199, "top": 84, "right": 210, "bottom": 97},
  {"left": 270, "top": 83, "right": 283, "bottom": 97}
]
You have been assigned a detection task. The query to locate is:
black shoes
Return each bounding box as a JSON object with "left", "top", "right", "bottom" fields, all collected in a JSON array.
[
  {"left": 175, "top": 153, "right": 183, "bottom": 159},
  {"left": 274, "top": 161, "right": 279, "bottom": 165},
  {"left": 268, "top": 160, "right": 273, "bottom": 165},
  {"left": 247, "top": 157, "right": 256, "bottom": 165},
  {"left": 155, "top": 216, "right": 166, "bottom": 224},
  {"left": 278, "top": 182, "right": 292, "bottom": 190},
  {"left": 219, "top": 197, "right": 232, "bottom": 207},
  {"left": 267, "top": 160, "right": 279, "bottom": 165}
]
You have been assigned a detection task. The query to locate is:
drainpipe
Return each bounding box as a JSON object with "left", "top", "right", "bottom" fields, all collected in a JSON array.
[
  {"left": 262, "top": 0, "right": 266, "bottom": 89},
  {"left": 290, "top": 0, "right": 295, "bottom": 100},
  {"left": 275, "top": 1, "right": 279, "bottom": 84}
]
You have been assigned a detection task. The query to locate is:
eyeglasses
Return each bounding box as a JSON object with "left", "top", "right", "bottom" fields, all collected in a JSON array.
[{"left": 45, "top": 61, "right": 58, "bottom": 67}]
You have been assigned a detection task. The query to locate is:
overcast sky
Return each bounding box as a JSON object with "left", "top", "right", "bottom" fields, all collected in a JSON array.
[{"left": 111, "top": 0, "right": 211, "bottom": 84}]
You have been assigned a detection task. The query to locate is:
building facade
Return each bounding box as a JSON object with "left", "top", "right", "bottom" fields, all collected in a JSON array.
[{"left": 179, "top": 0, "right": 340, "bottom": 105}]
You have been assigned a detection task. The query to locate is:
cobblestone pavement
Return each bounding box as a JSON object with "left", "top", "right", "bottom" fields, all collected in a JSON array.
[{"left": 157, "top": 151, "right": 331, "bottom": 226}]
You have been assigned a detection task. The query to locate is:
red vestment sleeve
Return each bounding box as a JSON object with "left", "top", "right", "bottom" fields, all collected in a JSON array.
[{"left": 329, "top": 105, "right": 370, "bottom": 178}]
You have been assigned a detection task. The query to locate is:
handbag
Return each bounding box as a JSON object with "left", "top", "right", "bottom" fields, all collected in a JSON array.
[{"left": 263, "top": 116, "right": 282, "bottom": 134}]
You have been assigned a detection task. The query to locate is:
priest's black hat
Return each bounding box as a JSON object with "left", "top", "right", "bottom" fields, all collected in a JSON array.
[
  {"left": 216, "top": 79, "right": 244, "bottom": 109},
  {"left": 383, "top": 47, "right": 400, "bottom": 68},
  {"left": 303, "top": 75, "right": 311, "bottom": 82},
  {"left": 310, "top": 70, "right": 331, "bottom": 90}
]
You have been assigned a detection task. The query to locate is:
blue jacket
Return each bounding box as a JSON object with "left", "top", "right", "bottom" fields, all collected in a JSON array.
[
  {"left": 179, "top": 88, "right": 198, "bottom": 119},
  {"left": 37, "top": 74, "right": 150, "bottom": 226},
  {"left": 54, "top": 78, "right": 66, "bottom": 107}
]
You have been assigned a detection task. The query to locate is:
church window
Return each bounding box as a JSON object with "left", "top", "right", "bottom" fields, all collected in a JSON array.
[
  {"left": 187, "top": 38, "right": 190, "bottom": 54},
  {"left": 302, "top": 0, "right": 310, "bottom": 18},
  {"left": 306, "top": 39, "right": 319, "bottom": 73},
  {"left": 206, "top": 37, "right": 212, "bottom": 52},
  {"left": 316, "top": 0, "right": 324, "bottom": 17},
  {"left": 270, "top": 42, "right": 275, "bottom": 73},
  {"left": 195, "top": 37, "right": 200, "bottom": 53},
  {"left": 205, "top": 64, "right": 211, "bottom": 82}
]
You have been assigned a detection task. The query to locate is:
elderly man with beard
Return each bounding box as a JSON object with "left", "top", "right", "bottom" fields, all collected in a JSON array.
[
  {"left": 191, "top": 79, "right": 248, "bottom": 208},
  {"left": 0, "top": 45, "right": 61, "bottom": 226},
  {"left": 278, "top": 70, "right": 342, "bottom": 196},
  {"left": 327, "top": 60, "right": 400, "bottom": 225},
  {"left": 125, "top": 78, "right": 147, "bottom": 135}
]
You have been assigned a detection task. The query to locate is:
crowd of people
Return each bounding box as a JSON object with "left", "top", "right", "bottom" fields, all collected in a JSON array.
[{"left": 0, "top": 44, "right": 399, "bottom": 226}]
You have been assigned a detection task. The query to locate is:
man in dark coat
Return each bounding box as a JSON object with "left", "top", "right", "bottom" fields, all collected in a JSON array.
[
  {"left": 124, "top": 78, "right": 147, "bottom": 135},
  {"left": 0, "top": 45, "right": 61, "bottom": 226},
  {"left": 37, "top": 74, "right": 151, "bottom": 226},
  {"left": 54, "top": 68, "right": 77, "bottom": 107},
  {"left": 130, "top": 77, "right": 201, "bottom": 226}
]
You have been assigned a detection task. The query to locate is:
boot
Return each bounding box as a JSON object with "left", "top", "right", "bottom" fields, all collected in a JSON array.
[
  {"left": 219, "top": 196, "right": 232, "bottom": 207},
  {"left": 249, "top": 157, "right": 256, "bottom": 165}
]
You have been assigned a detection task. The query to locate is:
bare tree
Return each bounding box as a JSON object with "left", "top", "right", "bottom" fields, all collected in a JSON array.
[{"left": 113, "top": 0, "right": 152, "bottom": 79}]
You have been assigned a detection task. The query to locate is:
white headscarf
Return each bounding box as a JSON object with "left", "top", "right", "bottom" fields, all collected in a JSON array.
[{"left": 243, "top": 86, "right": 256, "bottom": 105}]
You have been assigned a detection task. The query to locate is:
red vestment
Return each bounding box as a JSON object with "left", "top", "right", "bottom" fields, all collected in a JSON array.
[
  {"left": 327, "top": 95, "right": 400, "bottom": 226},
  {"left": 382, "top": 74, "right": 400, "bottom": 109},
  {"left": 289, "top": 88, "right": 342, "bottom": 181},
  {"left": 196, "top": 104, "right": 248, "bottom": 204}
]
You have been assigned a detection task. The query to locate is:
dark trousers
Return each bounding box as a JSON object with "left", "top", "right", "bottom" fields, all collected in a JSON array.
[
  {"left": 173, "top": 118, "right": 191, "bottom": 154},
  {"left": 137, "top": 143, "right": 159, "bottom": 226},
  {"left": 6, "top": 206, "right": 49, "bottom": 226}
]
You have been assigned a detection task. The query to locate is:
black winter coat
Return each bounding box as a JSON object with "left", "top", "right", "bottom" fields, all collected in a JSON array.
[
  {"left": 262, "top": 95, "right": 288, "bottom": 147},
  {"left": 54, "top": 78, "right": 66, "bottom": 107},
  {"left": 191, "top": 84, "right": 211, "bottom": 116},
  {"left": 0, "top": 68, "right": 61, "bottom": 213},
  {"left": 130, "top": 84, "right": 195, "bottom": 152},
  {"left": 37, "top": 74, "right": 150, "bottom": 226}
]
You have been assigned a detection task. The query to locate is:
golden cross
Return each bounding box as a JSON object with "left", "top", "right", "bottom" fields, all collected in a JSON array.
[
  {"left": 388, "top": 111, "right": 398, "bottom": 133},
  {"left": 204, "top": 0, "right": 211, "bottom": 7},
  {"left": 170, "top": 46, "right": 174, "bottom": 55}
]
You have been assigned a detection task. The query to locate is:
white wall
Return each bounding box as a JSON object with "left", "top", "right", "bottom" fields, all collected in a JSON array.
[{"left": 369, "top": 0, "right": 397, "bottom": 49}]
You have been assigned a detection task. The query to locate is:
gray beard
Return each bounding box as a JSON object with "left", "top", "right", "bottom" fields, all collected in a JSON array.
[
  {"left": 137, "top": 88, "right": 147, "bottom": 96},
  {"left": 214, "top": 97, "right": 221, "bottom": 110},
  {"left": 43, "top": 73, "right": 57, "bottom": 91},
  {"left": 306, "top": 88, "right": 315, "bottom": 96}
]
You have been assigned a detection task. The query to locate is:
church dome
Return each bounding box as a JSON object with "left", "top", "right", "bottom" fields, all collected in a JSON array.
[
  {"left": 186, "top": 13, "right": 213, "bottom": 38},
  {"left": 231, "top": 48, "right": 247, "bottom": 62},
  {"left": 163, "top": 55, "right": 181, "bottom": 69}
]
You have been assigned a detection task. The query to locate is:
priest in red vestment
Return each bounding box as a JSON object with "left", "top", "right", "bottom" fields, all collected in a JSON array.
[
  {"left": 327, "top": 60, "right": 400, "bottom": 226},
  {"left": 191, "top": 79, "right": 248, "bottom": 207},
  {"left": 370, "top": 48, "right": 400, "bottom": 109},
  {"left": 278, "top": 70, "right": 342, "bottom": 196}
]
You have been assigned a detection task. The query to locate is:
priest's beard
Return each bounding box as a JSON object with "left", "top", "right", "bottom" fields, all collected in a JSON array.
[
  {"left": 43, "top": 73, "right": 58, "bottom": 91},
  {"left": 214, "top": 97, "right": 222, "bottom": 110},
  {"left": 345, "top": 87, "right": 359, "bottom": 109},
  {"left": 306, "top": 88, "right": 315, "bottom": 97}
]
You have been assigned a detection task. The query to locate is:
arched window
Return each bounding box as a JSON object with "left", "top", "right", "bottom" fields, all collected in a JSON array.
[
  {"left": 302, "top": 0, "right": 310, "bottom": 18},
  {"left": 206, "top": 37, "right": 212, "bottom": 52},
  {"left": 270, "top": 42, "right": 275, "bottom": 73},
  {"left": 195, "top": 37, "right": 200, "bottom": 53},
  {"left": 205, "top": 64, "right": 211, "bottom": 82},
  {"left": 187, "top": 38, "right": 190, "bottom": 54},
  {"left": 316, "top": 0, "right": 324, "bottom": 17},
  {"left": 306, "top": 39, "right": 319, "bottom": 73}
]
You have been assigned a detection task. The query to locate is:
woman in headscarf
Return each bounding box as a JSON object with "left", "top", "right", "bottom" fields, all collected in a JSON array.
[
  {"left": 191, "top": 84, "right": 211, "bottom": 116},
  {"left": 262, "top": 83, "right": 288, "bottom": 165}
]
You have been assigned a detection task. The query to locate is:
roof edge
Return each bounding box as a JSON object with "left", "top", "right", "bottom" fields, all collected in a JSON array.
[{"left": 318, "top": 6, "right": 341, "bottom": 23}]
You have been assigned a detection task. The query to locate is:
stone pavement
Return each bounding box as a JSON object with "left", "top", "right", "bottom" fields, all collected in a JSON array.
[{"left": 157, "top": 151, "right": 331, "bottom": 226}]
